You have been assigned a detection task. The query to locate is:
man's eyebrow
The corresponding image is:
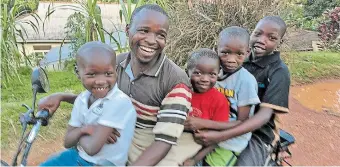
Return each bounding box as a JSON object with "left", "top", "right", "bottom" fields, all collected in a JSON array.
[
  {"left": 158, "top": 29, "right": 167, "bottom": 35},
  {"left": 268, "top": 32, "right": 279, "bottom": 36}
]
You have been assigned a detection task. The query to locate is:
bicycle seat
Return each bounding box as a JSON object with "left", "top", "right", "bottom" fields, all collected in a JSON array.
[{"left": 279, "top": 129, "right": 295, "bottom": 145}]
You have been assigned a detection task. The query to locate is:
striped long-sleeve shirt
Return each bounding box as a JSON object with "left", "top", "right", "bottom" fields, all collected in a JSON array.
[{"left": 116, "top": 52, "right": 192, "bottom": 145}]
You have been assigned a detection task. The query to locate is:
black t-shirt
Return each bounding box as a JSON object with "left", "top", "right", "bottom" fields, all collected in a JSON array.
[{"left": 243, "top": 51, "right": 290, "bottom": 145}]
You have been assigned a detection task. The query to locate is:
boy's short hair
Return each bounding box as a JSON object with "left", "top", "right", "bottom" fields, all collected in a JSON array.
[
  {"left": 76, "top": 41, "right": 115, "bottom": 57},
  {"left": 219, "top": 26, "right": 250, "bottom": 45},
  {"left": 187, "top": 48, "right": 219, "bottom": 70},
  {"left": 75, "top": 41, "right": 116, "bottom": 73},
  {"left": 259, "top": 16, "right": 287, "bottom": 37},
  {"left": 130, "top": 4, "right": 168, "bottom": 25}
]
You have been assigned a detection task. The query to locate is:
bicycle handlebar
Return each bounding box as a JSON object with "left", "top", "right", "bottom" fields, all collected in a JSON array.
[{"left": 20, "top": 110, "right": 50, "bottom": 166}]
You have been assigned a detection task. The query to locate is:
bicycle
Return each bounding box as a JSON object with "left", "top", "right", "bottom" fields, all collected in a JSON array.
[
  {"left": 264, "top": 129, "right": 295, "bottom": 166},
  {"left": 1, "top": 67, "right": 50, "bottom": 166}
]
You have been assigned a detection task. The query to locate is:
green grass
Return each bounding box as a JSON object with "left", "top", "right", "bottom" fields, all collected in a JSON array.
[
  {"left": 1, "top": 69, "right": 84, "bottom": 149},
  {"left": 282, "top": 51, "right": 340, "bottom": 84},
  {"left": 1, "top": 51, "right": 339, "bottom": 150}
]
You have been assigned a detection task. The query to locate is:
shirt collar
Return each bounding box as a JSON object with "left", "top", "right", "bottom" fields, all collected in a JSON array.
[
  {"left": 247, "top": 51, "right": 281, "bottom": 68},
  {"left": 80, "top": 83, "right": 119, "bottom": 104},
  {"left": 119, "top": 52, "right": 167, "bottom": 77}
]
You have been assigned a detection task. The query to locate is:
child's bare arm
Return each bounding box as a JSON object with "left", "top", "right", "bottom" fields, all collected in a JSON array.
[
  {"left": 198, "top": 106, "right": 250, "bottom": 131},
  {"left": 195, "top": 107, "right": 273, "bottom": 145},
  {"left": 184, "top": 106, "right": 251, "bottom": 131},
  {"left": 64, "top": 125, "right": 93, "bottom": 148},
  {"left": 192, "top": 145, "right": 217, "bottom": 163},
  {"left": 185, "top": 117, "right": 242, "bottom": 131},
  {"left": 237, "top": 105, "right": 251, "bottom": 121},
  {"left": 78, "top": 125, "right": 114, "bottom": 156}
]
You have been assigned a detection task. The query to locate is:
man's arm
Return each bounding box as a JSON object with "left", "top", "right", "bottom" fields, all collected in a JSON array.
[
  {"left": 130, "top": 141, "right": 172, "bottom": 166},
  {"left": 132, "top": 83, "right": 192, "bottom": 165},
  {"left": 191, "top": 145, "right": 217, "bottom": 163}
]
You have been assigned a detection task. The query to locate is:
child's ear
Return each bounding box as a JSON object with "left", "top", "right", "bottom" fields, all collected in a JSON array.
[
  {"left": 185, "top": 68, "right": 189, "bottom": 76},
  {"left": 246, "top": 47, "right": 251, "bottom": 58},
  {"left": 125, "top": 24, "right": 130, "bottom": 36},
  {"left": 280, "top": 38, "right": 284, "bottom": 45},
  {"left": 74, "top": 64, "right": 81, "bottom": 79}
]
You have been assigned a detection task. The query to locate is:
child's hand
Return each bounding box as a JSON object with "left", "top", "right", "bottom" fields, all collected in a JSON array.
[
  {"left": 81, "top": 125, "right": 96, "bottom": 135},
  {"left": 184, "top": 117, "right": 205, "bottom": 131},
  {"left": 181, "top": 158, "right": 196, "bottom": 166},
  {"left": 194, "top": 130, "right": 220, "bottom": 146},
  {"left": 106, "top": 128, "right": 120, "bottom": 144}
]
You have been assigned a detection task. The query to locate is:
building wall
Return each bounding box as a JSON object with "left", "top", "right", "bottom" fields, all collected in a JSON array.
[{"left": 17, "top": 42, "right": 64, "bottom": 56}]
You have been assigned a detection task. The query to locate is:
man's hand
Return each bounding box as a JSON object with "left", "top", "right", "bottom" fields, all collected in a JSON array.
[
  {"left": 194, "top": 130, "right": 221, "bottom": 146},
  {"left": 106, "top": 128, "right": 120, "bottom": 144},
  {"left": 184, "top": 117, "right": 206, "bottom": 131},
  {"left": 38, "top": 93, "right": 62, "bottom": 115}
]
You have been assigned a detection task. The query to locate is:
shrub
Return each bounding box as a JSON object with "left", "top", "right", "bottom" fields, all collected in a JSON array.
[
  {"left": 304, "top": 0, "right": 340, "bottom": 19},
  {"left": 280, "top": 2, "right": 320, "bottom": 30},
  {"left": 318, "top": 7, "right": 340, "bottom": 51},
  {"left": 165, "top": 0, "right": 281, "bottom": 67}
]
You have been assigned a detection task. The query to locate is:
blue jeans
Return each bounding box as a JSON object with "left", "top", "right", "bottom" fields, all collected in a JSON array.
[{"left": 40, "top": 148, "right": 94, "bottom": 166}]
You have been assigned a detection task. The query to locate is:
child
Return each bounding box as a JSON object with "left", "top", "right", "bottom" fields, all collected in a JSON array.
[
  {"left": 40, "top": 41, "right": 136, "bottom": 166},
  {"left": 182, "top": 48, "right": 230, "bottom": 166},
  {"left": 190, "top": 26, "right": 261, "bottom": 166},
  {"left": 236, "top": 16, "right": 290, "bottom": 166}
]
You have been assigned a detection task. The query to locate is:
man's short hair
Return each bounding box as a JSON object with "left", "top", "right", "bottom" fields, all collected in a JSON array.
[{"left": 130, "top": 4, "right": 168, "bottom": 25}]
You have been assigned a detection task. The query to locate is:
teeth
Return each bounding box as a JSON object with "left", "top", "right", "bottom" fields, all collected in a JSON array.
[
  {"left": 140, "top": 46, "right": 155, "bottom": 53},
  {"left": 95, "top": 87, "right": 106, "bottom": 91}
]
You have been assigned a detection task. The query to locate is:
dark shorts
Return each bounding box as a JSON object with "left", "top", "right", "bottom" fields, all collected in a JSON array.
[{"left": 235, "top": 135, "right": 269, "bottom": 166}]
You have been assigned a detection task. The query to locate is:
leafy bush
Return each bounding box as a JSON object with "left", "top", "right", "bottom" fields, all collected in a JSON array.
[
  {"left": 165, "top": 0, "right": 281, "bottom": 67},
  {"left": 1, "top": 0, "right": 39, "bottom": 15},
  {"left": 65, "top": 12, "right": 87, "bottom": 55},
  {"left": 280, "top": 3, "right": 320, "bottom": 30},
  {"left": 304, "top": 0, "right": 340, "bottom": 19},
  {"left": 318, "top": 7, "right": 340, "bottom": 51}
]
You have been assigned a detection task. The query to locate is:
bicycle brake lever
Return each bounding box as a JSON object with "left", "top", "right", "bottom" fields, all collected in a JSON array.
[{"left": 22, "top": 104, "right": 31, "bottom": 110}]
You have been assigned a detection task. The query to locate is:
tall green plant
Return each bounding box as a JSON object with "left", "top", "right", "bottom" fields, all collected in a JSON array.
[
  {"left": 1, "top": 0, "right": 41, "bottom": 87},
  {"left": 118, "top": 0, "right": 168, "bottom": 24},
  {"left": 46, "top": 0, "right": 127, "bottom": 56},
  {"left": 48, "top": 0, "right": 105, "bottom": 42}
]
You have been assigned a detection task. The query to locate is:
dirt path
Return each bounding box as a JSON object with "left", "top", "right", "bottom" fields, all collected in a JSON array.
[
  {"left": 1, "top": 80, "right": 340, "bottom": 166},
  {"left": 280, "top": 97, "right": 340, "bottom": 166}
]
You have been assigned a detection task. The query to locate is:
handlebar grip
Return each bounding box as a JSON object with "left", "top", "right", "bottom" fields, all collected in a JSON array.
[{"left": 36, "top": 110, "right": 50, "bottom": 126}]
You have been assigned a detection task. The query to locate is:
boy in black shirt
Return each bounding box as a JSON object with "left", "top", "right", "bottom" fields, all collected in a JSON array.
[{"left": 237, "top": 16, "right": 290, "bottom": 165}]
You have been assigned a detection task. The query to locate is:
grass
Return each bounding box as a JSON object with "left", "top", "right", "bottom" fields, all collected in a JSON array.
[
  {"left": 1, "top": 51, "right": 339, "bottom": 150},
  {"left": 282, "top": 51, "right": 340, "bottom": 84},
  {"left": 1, "top": 69, "right": 84, "bottom": 149}
]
